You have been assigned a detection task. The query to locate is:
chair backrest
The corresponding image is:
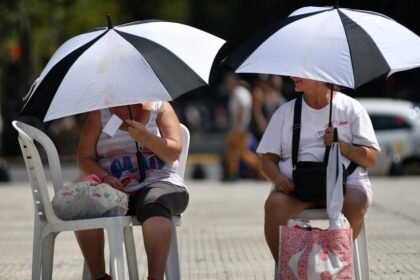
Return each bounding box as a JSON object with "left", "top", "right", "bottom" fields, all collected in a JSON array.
[
  {"left": 12, "top": 120, "right": 64, "bottom": 223},
  {"left": 177, "top": 124, "right": 190, "bottom": 179}
]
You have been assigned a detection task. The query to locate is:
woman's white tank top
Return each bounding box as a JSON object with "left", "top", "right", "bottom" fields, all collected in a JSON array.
[{"left": 96, "top": 102, "right": 185, "bottom": 193}]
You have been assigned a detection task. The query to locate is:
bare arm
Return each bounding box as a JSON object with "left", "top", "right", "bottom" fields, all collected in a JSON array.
[
  {"left": 324, "top": 127, "right": 378, "bottom": 168},
  {"left": 126, "top": 102, "right": 182, "bottom": 163},
  {"left": 260, "top": 153, "right": 294, "bottom": 194},
  {"left": 340, "top": 143, "right": 377, "bottom": 168}
]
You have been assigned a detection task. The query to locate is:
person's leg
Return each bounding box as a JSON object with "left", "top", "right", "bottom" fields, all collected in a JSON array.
[
  {"left": 142, "top": 216, "right": 172, "bottom": 280},
  {"left": 342, "top": 187, "right": 369, "bottom": 239},
  {"left": 131, "top": 183, "right": 189, "bottom": 280},
  {"left": 264, "top": 191, "right": 313, "bottom": 261},
  {"left": 237, "top": 132, "right": 262, "bottom": 175},
  {"left": 225, "top": 132, "right": 240, "bottom": 177},
  {"left": 74, "top": 229, "right": 106, "bottom": 279}
]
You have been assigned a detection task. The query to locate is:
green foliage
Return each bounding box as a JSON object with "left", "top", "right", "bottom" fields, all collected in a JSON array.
[{"left": 155, "top": 0, "right": 191, "bottom": 23}]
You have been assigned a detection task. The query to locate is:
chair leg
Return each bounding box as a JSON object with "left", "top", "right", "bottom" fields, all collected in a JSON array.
[
  {"left": 124, "top": 226, "right": 139, "bottom": 280},
  {"left": 31, "top": 221, "right": 44, "bottom": 280},
  {"left": 82, "top": 261, "right": 91, "bottom": 280},
  {"left": 41, "top": 232, "right": 57, "bottom": 280},
  {"left": 353, "top": 221, "right": 369, "bottom": 280},
  {"left": 274, "top": 263, "right": 278, "bottom": 280},
  {"left": 106, "top": 223, "right": 126, "bottom": 280},
  {"left": 165, "top": 218, "right": 181, "bottom": 280}
]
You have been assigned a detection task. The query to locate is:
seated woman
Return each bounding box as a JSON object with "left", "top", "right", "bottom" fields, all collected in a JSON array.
[
  {"left": 257, "top": 77, "right": 379, "bottom": 262},
  {"left": 76, "top": 101, "right": 189, "bottom": 280}
]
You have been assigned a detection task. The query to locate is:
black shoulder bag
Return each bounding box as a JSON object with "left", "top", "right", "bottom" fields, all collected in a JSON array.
[{"left": 291, "top": 94, "right": 357, "bottom": 204}]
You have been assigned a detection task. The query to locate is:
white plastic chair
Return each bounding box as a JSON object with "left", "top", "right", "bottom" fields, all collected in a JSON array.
[
  {"left": 12, "top": 120, "right": 136, "bottom": 280},
  {"left": 274, "top": 209, "right": 370, "bottom": 280},
  {"left": 12, "top": 120, "right": 189, "bottom": 280},
  {"left": 81, "top": 123, "right": 190, "bottom": 280}
]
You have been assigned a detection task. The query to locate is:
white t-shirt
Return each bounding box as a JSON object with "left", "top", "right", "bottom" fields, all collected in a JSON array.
[
  {"left": 229, "top": 85, "right": 252, "bottom": 132},
  {"left": 257, "top": 92, "right": 380, "bottom": 187}
]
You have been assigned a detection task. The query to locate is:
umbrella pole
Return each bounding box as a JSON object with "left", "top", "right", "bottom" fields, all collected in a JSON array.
[
  {"left": 328, "top": 83, "right": 333, "bottom": 128},
  {"left": 325, "top": 84, "right": 335, "bottom": 161},
  {"left": 128, "top": 105, "right": 146, "bottom": 182},
  {"left": 330, "top": 84, "right": 339, "bottom": 142}
]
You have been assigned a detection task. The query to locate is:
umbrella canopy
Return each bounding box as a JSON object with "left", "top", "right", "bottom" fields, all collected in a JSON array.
[
  {"left": 224, "top": 5, "right": 420, "bottom": 89},
  {"left": 21, "top": 17, "right": 225, "bottom": 121}
]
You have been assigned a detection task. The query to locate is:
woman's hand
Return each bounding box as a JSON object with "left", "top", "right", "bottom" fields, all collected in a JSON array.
[
  {"left": 273, "top": 174, "right": 295, "bottom": 194},
  {"left": 324, "top": 127, "right": 334, "bottom": 146},
  {"left": 102, "top": 175, "right": 124, "bottom": 191},
  {"left": 126, "top": 119, "right": 149, "bottom": 143},
  {"left": 260, "top": 153, "right": 294, "bottom": 194}
]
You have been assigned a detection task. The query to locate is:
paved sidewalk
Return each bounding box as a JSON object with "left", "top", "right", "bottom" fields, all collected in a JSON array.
[{"left": 0, "top": 176, "right": 420, "bottom": 279}]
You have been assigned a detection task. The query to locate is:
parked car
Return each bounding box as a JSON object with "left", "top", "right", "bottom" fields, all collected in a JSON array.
[{"left": 357, "top": 98, "right": 420, "bottom": 176}]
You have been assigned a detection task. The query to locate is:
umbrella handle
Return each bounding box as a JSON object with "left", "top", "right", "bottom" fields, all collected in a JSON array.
[
  {"left": 333, "top": 128, "right": 338, "bottom": 142},
  {"left": 328, "top": 83, "right": 334, "bottom": 127}
]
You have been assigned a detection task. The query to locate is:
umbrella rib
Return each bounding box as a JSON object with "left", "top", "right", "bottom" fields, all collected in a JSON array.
[
  {"left": 338, "top": 10, "right": 390, "bottom": 88},
  {"left": 115, "top": 29, "right": 206, "bottom": 99},
  {"left": 20, "top": 31, "right": 109, "bottom": 120},
  {"left": 224, "top": 9, "right": 331, "bottom": 71},
  {"left": 118, "top": 19, "right": 164, "bottom": 28}
]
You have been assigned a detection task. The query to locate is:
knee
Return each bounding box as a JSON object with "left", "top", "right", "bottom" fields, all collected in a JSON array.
[
  {"left": 343, "top": 193, "right": 368, "bottom": 220},
  {"left": 264, "top": 194, "right": 293, "bottom": 224},
  {"left": 344, "top": 207, "right": 366, "bottom": 223},
  {"left": 264, "top": 195, "right": 281, "bottom": 215},
  {"left": 137, "top": 203, "right": 171, "bottom": 224},
  {"left": 343, "top": 202, "right": 367, "bottom": 227}
]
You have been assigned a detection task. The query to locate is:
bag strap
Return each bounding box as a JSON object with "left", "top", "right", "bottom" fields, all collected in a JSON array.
[
  {"left": 292, "top": 95, "right": 329, "bottom": 166},
  {"left": 292, "top": 94, "right": 357, "bottom": 175},
  {"left": 346, "top": 159, "right": 358, "bottom": 175},
  {"left": 292, "top": 95, "right": 302, "bottom": 168}
]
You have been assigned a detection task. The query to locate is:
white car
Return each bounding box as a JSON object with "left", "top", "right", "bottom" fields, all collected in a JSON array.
[{"left": 357, "top": 98, "right": 420, "bottom": 176}]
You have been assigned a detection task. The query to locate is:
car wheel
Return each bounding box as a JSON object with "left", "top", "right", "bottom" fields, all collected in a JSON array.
[{"left": 401, "top": 159, "right": 420, "bottom": 175}]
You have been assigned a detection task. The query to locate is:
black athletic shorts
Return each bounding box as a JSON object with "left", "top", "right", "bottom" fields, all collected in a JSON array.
[{"left": 127, "top": 181, "right": 189, "bottom": 224}]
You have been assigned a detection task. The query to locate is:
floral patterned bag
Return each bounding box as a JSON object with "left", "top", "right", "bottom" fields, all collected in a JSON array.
[
  {"left": 279, "top": 139, "right": 354, "bottom": 279},
  {"left": 52, "top": 175, "right": 129, "bottom": 220}
]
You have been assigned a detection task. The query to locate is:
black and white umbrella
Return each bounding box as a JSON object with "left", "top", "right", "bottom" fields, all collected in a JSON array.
[
  {"left": 21, "top": 17, "right": 225, "bottom": 121},
  {"left": 225, "top": 5, "right": 420, "bottom": 89}
]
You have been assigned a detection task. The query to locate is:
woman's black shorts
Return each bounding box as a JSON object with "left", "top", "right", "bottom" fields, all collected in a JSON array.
[{"left": 127, "top": 181, "right": 189, "bottom": 224}]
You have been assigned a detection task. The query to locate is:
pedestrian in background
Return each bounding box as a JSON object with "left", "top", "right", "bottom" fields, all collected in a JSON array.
[
  {"left": 223, "top": 72, "right": 261, "bottom": 181},
  {"left": 250, "top": 75, "right": 286, "bottom": 141}
]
